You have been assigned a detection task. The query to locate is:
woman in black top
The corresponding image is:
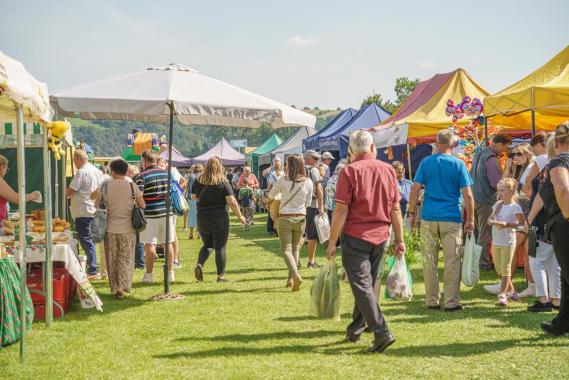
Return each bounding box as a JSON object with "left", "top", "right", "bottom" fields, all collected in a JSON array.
[
  {"left": 192, "top": 157, "right": 246, "bottom": 282},
  {"left": 536, "top": 123, "right": 569, "bottom": 336}
]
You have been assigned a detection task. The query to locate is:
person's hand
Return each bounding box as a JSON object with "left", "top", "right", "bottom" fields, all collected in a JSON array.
[
  {"left": 326, "top": 243, "right": 336, "bottom": 260},
  {"left": 394, "top": 241, "right": 406, "bottom": 258},
  {"left": 319, "top": 208, "right": 326, "bottom": 216},
  {"left": 31, "top": 191, "right": 41, "bottom": 201},
  {"left": 464, "top": 221, "right": 475, "bottom": 234},
  {"left": 408, "top": 214, "right": 419, "bottom": 229},
  {"left": 239, "top": 215, "right": 247, "bottom": 225}
]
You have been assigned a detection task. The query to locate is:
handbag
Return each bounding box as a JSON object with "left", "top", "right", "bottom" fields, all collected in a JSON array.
[
  {"left": 171, "top": 179, "right": 189, "bottom": 216},
  {"left": 92, "top": 181, "right": 109, "bottom": 243},
  {"left": 130, "top": 182, "right": 147, "bottom": 232},
  {"left": 528, "top": 226, "right": 538, "bottom": 258}
]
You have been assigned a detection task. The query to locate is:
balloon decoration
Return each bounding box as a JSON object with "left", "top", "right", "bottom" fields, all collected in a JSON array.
[{"left": 445, "top": 96, "right": 501, "bottom": 169}]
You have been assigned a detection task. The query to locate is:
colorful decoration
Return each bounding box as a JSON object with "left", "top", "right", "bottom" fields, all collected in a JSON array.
[
  {"left": 445, "top": 96, "right": 500, "bottom": 169},
  {"left": 46, "top": 120, "right": 70, "bottom": 160}
]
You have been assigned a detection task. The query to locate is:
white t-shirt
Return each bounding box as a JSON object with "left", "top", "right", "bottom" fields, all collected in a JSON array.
[
  {"left": 535, "top": 154, "right": 549, "bottom": 172},
  {"left": 268, "top": 177, "right": 313, "bottom": 215},
  {"left": 69, "top": 163, "right": 104, "bottom": 219},
  {"left": 491, "top": 202, "right": 523, "bottom": 246},
  {"left": 519, "top": 164, "right": 534, "bottom": 188}
]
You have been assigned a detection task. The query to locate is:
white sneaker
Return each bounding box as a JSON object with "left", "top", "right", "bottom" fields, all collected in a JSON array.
[
  {"left": 484, "top": 283, "right": 501, "bottom": 295},
  {"left": 169, "top": 271, "right": 176, "bottom": 283},
  {"left": 142, "top": 273, "right": 153, "bottom": 284},
  {"left": 519, "top": 283, "right": 536, "bottom": 298}
]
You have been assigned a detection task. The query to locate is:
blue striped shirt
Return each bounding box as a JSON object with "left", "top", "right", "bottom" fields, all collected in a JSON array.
[{"left": 135, "top": 166, "right": 169, "bottom": 219}]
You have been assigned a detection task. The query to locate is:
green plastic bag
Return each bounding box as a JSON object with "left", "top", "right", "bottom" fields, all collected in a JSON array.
[{"left": 309, "top": 261, "right": 341, "bottom": 320}]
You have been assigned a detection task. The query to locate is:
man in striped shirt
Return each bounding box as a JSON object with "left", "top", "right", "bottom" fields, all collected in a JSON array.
[{"left": 135, "top": 150, "right": 176, "bottom": 283}]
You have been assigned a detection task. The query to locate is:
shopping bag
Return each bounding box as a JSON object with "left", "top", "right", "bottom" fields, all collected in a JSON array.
[
  {"left": 386, "top": 257, "right": 412, "bottom": 300},
  {"left": 461, "top": 234, "right": 481, "bottom": 287},
  {"left": 92, "top": 182, "right": 109, "bottom": 243},
  {"left": 171, "top": 180, "right": 189, "bottom": 216},
  {"left": 314, "top": 213, "right": 330, "bottom": 244},
  {"left": 308, "top": 261, "right": 341, "bottom": 320}
]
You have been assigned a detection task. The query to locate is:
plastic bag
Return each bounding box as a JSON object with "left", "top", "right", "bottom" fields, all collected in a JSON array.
[
  {"left": 309, "top": 261, "right": 341, "bottom": 320},
  {"left": 314, "top": 213, "right": 330, "bottom": 244},
  {"left": 386, "top": 257, "right": 412, "bottom": 300},
  {"left": 171, "top": 180, "right": 189, "bottom": 216},
  {"left": 461, "top": 234, "right": 481, "bottom": 287},
  {"left": 383, "top": 255, "right": 413, "bottom": 300}
]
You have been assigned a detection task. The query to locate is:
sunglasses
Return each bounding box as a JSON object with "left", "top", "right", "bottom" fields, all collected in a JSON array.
[{"left": 509, "top": 152, "right": 523, "bottom": 158}]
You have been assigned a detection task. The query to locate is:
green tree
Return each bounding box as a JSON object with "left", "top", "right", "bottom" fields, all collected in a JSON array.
[
  {"left": 361, "top": 92, "right": 396, "bottom": 114},
  {"left": 394, "top": 76, "right": 420, "bottom": 108}
]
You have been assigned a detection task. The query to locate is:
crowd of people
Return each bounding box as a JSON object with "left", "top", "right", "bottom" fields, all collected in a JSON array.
[{"left": 64, "top": 121, "right": 569, "bottom": 352}]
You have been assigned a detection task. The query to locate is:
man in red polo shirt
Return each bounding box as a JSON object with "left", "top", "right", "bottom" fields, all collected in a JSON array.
[{"left": 326, "top": 130, "right": 405, "bottom": 353}]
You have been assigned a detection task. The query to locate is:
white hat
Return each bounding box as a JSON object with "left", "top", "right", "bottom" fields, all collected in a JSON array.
[{"left": 321, "top": 151, "right": 335, "bottom": 160}]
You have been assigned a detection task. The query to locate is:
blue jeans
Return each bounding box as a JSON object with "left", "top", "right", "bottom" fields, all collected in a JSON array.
[
  {"left": 75, "top": 217, "right": 98, "bottom": 275},
  {"left": 134, "top": 231, "right": 144, "bottom": 268}
]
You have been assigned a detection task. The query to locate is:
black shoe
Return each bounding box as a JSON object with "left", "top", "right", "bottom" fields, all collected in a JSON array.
[
  {"left": 428, "top": 305, "right": 441, "bottom": 310},
  {"left": 307, "top": 262, "right": 320, "bottom": 269},
  {"left": 540, "top": 321, "right": 565, "bottom": 336},
  {"left": 552, "top": 304, "right": 560, "bottom": 311},
  {"left": 368, "top": 332, "right": 396, "bottom": 353},
  {"left": 194, "top": 265, "right": 203, "bottom": 282},
  {"left": 342, "top": 335, "right": 360, "bottom": 343},
  {"left": 479, "top": 264, "right": 493, "bottom": 271},
  {"left": 528, "top": 301, "right": 553, "bottom": 312},
  {"left": 445, "top": 305, "right": 463, "bottom": 312}
]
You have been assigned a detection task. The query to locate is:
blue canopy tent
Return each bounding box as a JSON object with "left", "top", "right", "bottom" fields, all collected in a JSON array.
[
  {"left": 376, "top": 143, "right": 433, "bottom": 179},
  {"left": 308, "top": 104, "right": 391, "bottom": 157},
  {"left": 303, "top": 108, "right": 357, "bottom": 151}
]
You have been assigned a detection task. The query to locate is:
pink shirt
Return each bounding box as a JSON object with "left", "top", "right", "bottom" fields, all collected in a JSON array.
[
  {"left": 237, "top": 173, "right": 259, "bottom": 190},
  {"left": 335, "top": 153, "right": 400, "bottom": 245}
]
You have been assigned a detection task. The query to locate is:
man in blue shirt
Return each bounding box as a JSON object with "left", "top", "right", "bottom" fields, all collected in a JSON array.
[
  {"left": 392, "top": 161, "right": 413, "bottom": 216},
  {"left": 407, "top": 129, "right": 475, "bottom": 312}
]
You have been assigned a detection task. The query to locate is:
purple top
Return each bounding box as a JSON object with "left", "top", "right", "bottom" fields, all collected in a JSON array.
[{"left": 486, "top": 154, "right": 502, "bottom": 189}]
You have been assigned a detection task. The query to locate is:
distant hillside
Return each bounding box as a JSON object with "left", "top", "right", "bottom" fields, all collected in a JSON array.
[{"left": 70, "top": 108, "right": 339, "bottom": 157}]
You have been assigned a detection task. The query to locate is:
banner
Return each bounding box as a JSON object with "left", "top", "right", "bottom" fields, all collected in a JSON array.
[
  {"left": 230, "top": 139, "right": 247, "bottom": 148},
  {"left": 372, "top": 124, "right": 409, "bottom": 149}
]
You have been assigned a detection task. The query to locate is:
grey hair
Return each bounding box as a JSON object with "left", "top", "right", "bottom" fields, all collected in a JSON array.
[
  {"left": 334, "top": 163, "right": 346, "bottom": 174},
  {"left": 349, "top": 130, "right": 374, "bottom": 155},
  {"left": 436, "top": 129, "right": 457, "bottom": 147}
]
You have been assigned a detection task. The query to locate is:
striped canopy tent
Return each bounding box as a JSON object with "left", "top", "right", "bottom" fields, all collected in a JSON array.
[
  {"left": 371, "top": 68, "right": 490, "bottom": 145},
  {"left": 484, "top": 45, "right": 569, "bottom": 134}
]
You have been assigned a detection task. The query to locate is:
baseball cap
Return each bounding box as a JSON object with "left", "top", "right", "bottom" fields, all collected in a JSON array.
[
  {"left": 303, "top": 150, "right": 321, "bottom": 159},
  {"left": 321, "top": 151, "right": 335, "bottom": 160}
]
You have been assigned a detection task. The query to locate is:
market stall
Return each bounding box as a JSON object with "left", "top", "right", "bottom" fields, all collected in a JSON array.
[
  {"left": 258, "top": 126, "right": 316, "bottom": 166},
  {"left": 303, "top": 108, "right": 357, "bottom": 151},
  {"left": 247, "top": 133, "right": 282, "bottom": 177},
  {"left": 484, "top": 44, "right": 569, "bottom": 134},
  {"left": 191, "top": 137, "right": 245, "bottom": 166}
]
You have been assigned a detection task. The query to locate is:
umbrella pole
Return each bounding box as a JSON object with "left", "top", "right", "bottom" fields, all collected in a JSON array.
[
  {"left": 15, "top": 104, "right": 28, "bottom": 363},
  {"left": 150, "top": 102, "right": 184, "bottom": 301},
  {"left": 43, "top": 124, "right": 54, "bottom": 326},
  {"left": 406, "top": 143, "right": 413, "bottom": 179}
]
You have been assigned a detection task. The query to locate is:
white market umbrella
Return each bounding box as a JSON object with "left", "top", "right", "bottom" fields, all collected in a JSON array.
[
  {"left": 1, "top": 50, "right": 52, "bottom": 362},
  {"left": 51, "top": 63, "right": 316, "bottom": 295}
]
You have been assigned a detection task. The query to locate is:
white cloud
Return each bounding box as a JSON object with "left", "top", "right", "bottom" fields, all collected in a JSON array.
[
  {"left": 419, "top": 60, "right": 436, "bottom": 70},
  {"left": 286, "top": 35, "right": 317, "bottom": 48}
]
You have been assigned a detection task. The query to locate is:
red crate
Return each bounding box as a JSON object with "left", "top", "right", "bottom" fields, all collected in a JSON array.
[
  {"left": 33, "top": 303, "right": 65, "bottom": 321},
  {"left": 26, "top": 267, "right": 71, "bottom": 308}
]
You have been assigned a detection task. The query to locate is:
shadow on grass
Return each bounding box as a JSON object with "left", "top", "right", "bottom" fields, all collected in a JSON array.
[
  {"left": 180, "top": 286, "right": 285, "bottom": 297},
  {"left": 174, "top": 330, "right": 340, "bottom": 343}
]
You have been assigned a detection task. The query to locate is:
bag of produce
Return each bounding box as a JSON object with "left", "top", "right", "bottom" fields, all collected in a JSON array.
[
  {"left": 386, "top": 257, "right": 412, "bottom": 300},
  {"left": 308, "top": 260, "right": 341, "bottom": 320}
]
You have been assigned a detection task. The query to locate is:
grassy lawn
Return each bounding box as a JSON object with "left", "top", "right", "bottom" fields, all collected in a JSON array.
[{"left": 1, "top": 214, "right": 568, "bottom": 379}]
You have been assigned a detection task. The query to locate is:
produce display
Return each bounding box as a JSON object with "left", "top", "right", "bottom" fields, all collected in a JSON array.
[{"left": 0, "top": 211, "right": 72, "bottom": 246}]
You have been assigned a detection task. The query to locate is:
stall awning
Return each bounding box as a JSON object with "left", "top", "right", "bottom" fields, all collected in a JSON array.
[{"left": 484, "top": 45, "right": 569, "bottom": 131}]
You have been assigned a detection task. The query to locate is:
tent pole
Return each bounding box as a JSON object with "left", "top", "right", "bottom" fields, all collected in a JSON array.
[
  {"left": 484, "top": 117, "right": 489, "bottom": 144},
  {"left": 531, "top": 86, "right": 536, "bottom": 137},
  {"left": 43, "top": 124, "right": 54, "bottom": 326},
  {"left": 15, "top": 104, "right": 27, "bottom": 363},
  {"left": 164, "top": 102, "right": 174, "bottom": 294},
  {"left": 406, "top": 143, "right": 413, "bottom": 179}
]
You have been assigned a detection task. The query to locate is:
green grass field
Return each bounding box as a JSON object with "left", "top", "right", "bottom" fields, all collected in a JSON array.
[{"left": 1, "top": 214, "right": 568, "bottom": 379}]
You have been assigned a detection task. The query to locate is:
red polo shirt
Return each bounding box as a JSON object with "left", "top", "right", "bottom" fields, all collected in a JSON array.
[{"left": 335, "top": 153, "right": 400, "bottom": 245}]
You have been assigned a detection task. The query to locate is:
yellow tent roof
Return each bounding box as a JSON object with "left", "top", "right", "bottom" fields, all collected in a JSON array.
[
  {"left": 484, "top": 45, "right": 569, "bottom": 131},
  {"left": 376, "top": 68, "right": 490, "bottom": 140}
]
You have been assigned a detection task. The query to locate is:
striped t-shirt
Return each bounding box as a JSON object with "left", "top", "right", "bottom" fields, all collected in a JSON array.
[{"left": 135, "top": 166, "right": 169, "bottom": 219}]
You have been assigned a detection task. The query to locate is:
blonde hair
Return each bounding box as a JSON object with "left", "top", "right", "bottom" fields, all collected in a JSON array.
[
  {"left": 0, "top": 155, "right": 8, "bottom": 168},
  {"left": 497, "top": 177, "right": 519, "bottom": 202},
  {"left": 73, "top": 148, "right": 88, "bottom": 162},
  {"left": 198, "top": 157, "right": 227, "bottom": 185},
  {"left": 547, "top": 133, "right": 557, "bottom": 160}
]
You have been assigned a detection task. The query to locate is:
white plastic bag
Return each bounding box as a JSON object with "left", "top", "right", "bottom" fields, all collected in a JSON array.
[
  {"left": 386, "top": 257, "right": 412, "bottom": 300},
  {"left": 461, "top": 234, "right": 482, "bottom": 287},
  {"left": 314, "top": 213, "right": 330, "bottom": 244}
]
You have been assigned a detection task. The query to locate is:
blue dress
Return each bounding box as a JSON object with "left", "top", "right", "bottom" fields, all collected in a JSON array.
[{"left": 186, "top": 174, "right": 198, "bottom": 228}]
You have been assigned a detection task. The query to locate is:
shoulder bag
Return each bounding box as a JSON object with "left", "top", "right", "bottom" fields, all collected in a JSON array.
[
  {"left": 270, "top": 182, "right": 303, "bottom": 223},
  {"left": 130, "top": 182, "right": 147, "bottom": 232},
  {"left": 92, "top": 181, "right": 109, "bottom": 243}
]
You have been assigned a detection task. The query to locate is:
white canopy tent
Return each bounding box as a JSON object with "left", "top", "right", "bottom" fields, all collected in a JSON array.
[
  {"left": 258, "top": 126, "right": 317, "bottom": 166},
  {"left": 51, "top": 63, "right": 316, "bottom": 295},
  {"left": 1, "top": 50, "right": 52, "bottom": 362}
]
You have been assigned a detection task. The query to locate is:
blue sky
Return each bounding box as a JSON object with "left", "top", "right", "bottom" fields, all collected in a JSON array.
[{"left": 1, "top": 0, "right": 567, "bottom": 109}]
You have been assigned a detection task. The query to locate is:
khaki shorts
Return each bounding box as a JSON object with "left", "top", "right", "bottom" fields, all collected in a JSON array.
[{"left": 140, "top": 216, "right": 176, "bottom": 245}]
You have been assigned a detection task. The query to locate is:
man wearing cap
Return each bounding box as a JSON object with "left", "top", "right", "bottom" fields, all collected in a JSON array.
[
  {"left": 304, "top": 150, "right": 326, "bottom": 268},
  {"left": 321, "top": 151, "right": 335, "bottom": 182}
]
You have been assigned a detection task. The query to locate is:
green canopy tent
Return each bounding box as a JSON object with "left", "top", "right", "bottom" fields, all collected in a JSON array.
[{"left": 247, "top": 133, "right": 282, "bottom": 177}]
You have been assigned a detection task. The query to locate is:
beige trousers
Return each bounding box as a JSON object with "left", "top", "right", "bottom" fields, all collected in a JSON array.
[
  {"left": 276, "top": 217, "right": 305, "bottom": 280},
  {"left": 420, "top": 220, "right": 463, "bottom": 308}
]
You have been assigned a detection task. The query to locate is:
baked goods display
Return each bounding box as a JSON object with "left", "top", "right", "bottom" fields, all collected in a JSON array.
[{"left": 1, "top": 212, "right": 73, "bottom": 246}]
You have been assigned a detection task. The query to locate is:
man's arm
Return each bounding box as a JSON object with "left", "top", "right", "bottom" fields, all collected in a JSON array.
[
  {"left": 390, "top": 201, "right": 406, "bottom": 257},
  {"left": 462, "top": 186, "right": 475, "bottom": 233},
  {"left": 407, "top": 182, "right": 422, "bottom": 226},
  {"left": 326, "top": 202, "right": 348, "bottom": 259},
  {"left": 316, "top": 182, "right": 324, "bottom": 214}
]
